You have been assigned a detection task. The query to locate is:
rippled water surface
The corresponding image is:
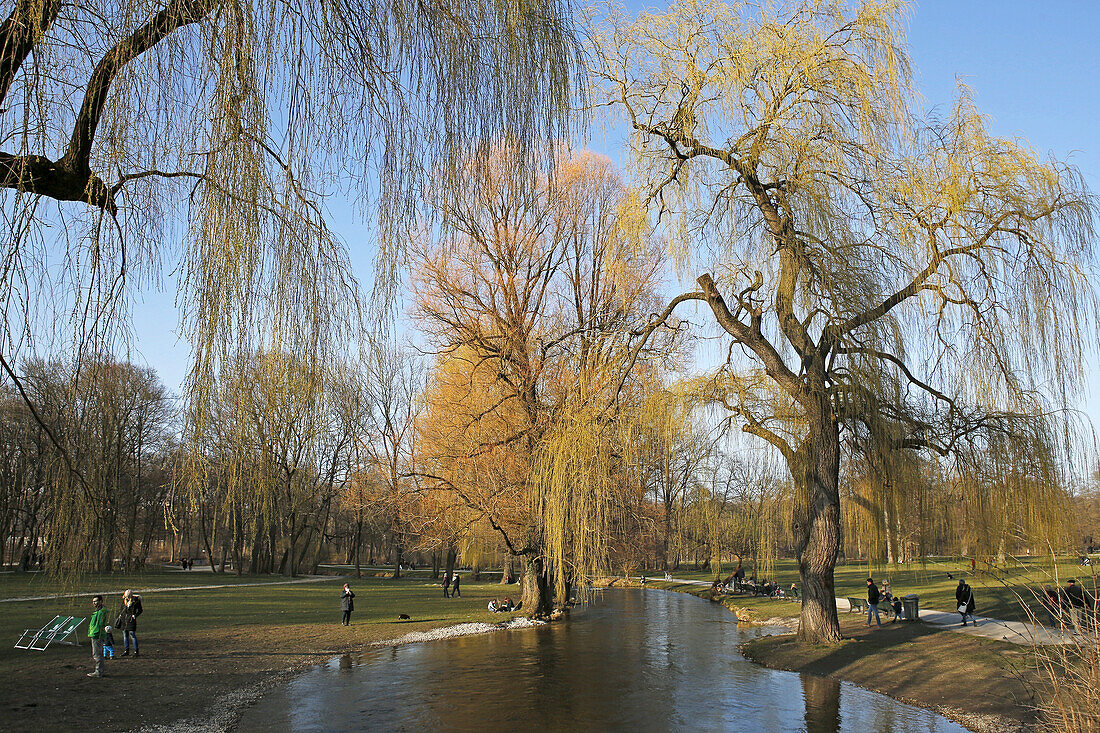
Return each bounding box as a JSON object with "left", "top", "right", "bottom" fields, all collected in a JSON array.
[{"left": 239, "top": 589, "right": 968, "bottom": 732}]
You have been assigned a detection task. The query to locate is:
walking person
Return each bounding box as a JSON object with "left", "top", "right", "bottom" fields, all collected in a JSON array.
[
  {"left": 956, "top": 579, "right": 976, "bottom": 626},
  {"left": 1064, "top": 578, "right": 1096, "bottom": 633},
  {"left": 118, "top": 589, "right": 143, "bottom": 657},
  {"left": 87, "top": 595, "right": 107, "bottom": 677},
  {"left": 340, "top": 583, "right": 355, "bottom": 626},
  {"left": 451, "top": 574, "right": 461, "bottom": 598},
  {"left": 866, "top": 578, "right": 882, "bottom": 627},
  {"left": 443, "top": 573, "right": 451, "bottom": 598}
]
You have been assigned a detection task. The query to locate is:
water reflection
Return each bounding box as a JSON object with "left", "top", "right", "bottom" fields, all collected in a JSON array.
[
  {"left": 802, "top": 675, "right": 841, "bottom": 733},
  {"left": 240, "top": 589, "right": 968, "bottom": 732}
]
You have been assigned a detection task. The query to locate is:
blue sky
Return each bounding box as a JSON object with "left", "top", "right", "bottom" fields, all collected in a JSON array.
[{"left": 129, "top": 0, "right": 1100, "bottom": 433}]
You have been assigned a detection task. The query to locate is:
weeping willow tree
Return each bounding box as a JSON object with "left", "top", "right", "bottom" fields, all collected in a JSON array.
[
  {"left": 590, "top": 0, "right": 1098, "bottom": 643},
  {"left": 0, "top": 0, "right": 581, "bottom": 571},
  {"left": 843, "top": 390, "right": 1073, "bottom": 565},
  {"left": 412, "top": 146, "right": 672, "bottom": 614}
]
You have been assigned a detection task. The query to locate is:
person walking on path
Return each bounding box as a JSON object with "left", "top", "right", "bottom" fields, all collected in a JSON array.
[
  {"left": 1064, "top": 579, "right": 1096, "bottom": 632},
  {"left": 866, "top": 578, "right": 882, "bottom": 627},
  {"left": 451, "top": 574, "right": 461, "bottom": 598},
  {"left": 87, "top": 595, "right": 107, "bottom": 677},
  {"left": 956, "top": 579, "right": 976, "bottom": 626},
  {"left": 118, "top": 589, "right": 143, "bottom": 657},
  {"left": 340, "top": 583, "right": 355, "bottom": 626},
  {"left": 443, "top": 574, "right": 452, "bottom": 598}
]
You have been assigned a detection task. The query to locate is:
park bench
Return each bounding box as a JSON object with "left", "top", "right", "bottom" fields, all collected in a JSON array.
[
  {"left": 846, "top": 597, "right": 868, "bottom": 613},
  {"left": 14, "top": 615, "right": 85, "bottom": 651}
]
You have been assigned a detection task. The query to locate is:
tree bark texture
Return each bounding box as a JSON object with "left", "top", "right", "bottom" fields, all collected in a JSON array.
[
  {"left": 520, "top": 555, "right": 553, "bottom": 617},
  {"left": 794, "top": 398, "right": 843, "bottom": 644}
]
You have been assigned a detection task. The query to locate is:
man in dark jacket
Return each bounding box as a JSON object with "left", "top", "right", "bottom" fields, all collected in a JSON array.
[
  {"left": 866, "top": 578, "right": 882, "bottom": 627},
  {"left": 1064, "top": 579, "right": 1096, "bottom": 633},
  {"left": 956, "top": 579, "right": 976, "bottom": 626},
  {"left": 340, "top": 584, "right": 355, "bottom": 626},
  {"left": 1065, "top": 579, "right": 1095, "bottom": 609}
]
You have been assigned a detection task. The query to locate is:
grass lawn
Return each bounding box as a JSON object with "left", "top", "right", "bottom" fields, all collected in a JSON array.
[
  {"left": 660, "top": 555, "right": 1099, "bottom": 624},
  {"left": 0, "top": 569, "right": 525, "bottom": 731}
]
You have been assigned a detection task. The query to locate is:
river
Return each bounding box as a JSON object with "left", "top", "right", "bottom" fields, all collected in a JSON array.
[{"left": 238, "top": 588, "right": 969, "bottom": 732}]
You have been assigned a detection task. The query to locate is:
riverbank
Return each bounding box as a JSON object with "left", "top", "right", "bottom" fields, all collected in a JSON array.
[
  {"left": 0, "top": 571, "right": 529, "bottom": 731},
  {"left": 650, "top": 579, "right": 1044, "bottom": 732}
]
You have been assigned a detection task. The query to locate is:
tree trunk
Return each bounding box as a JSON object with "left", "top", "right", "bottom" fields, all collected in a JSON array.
[
  {"left": 883, "top": 497, "right": 896, "bottom": 565},
  {"left": 795, "top": 399, "right": 843, "bottom": 644},
  {"left": 354, "top": 515, "right": 363, "bottom": 578},
  {"left": 501, "top": 555, "right": 516, "bottom": 584},
  {"left": 520, "top": 554, "right": 553, "bottom": 617},
  {"left": 443, "top": 546, "right": 456, "bottom": 590}
]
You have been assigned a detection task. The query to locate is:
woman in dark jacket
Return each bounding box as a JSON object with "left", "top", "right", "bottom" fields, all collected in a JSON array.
[
  {"left": 956, "top": 579, "right": 976, "bottom": 626},
  {"left": 119, "top": 589, "right": 143, "bottom": 656},
  {"left": 340, "top": 584, "right": 355, "bottom": 626}
]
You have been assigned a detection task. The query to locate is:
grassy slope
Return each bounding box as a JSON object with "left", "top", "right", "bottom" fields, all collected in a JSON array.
[{"left": 0, "top": 569, "right": 523, "bottom": 731}]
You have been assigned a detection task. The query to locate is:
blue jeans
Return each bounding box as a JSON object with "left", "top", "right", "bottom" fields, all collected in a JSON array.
[
  {"left": 867, "top": 602, "right": 881, "bottom": 625},
  {"left": 124, "top": 630, "right": 137, "bottom": 652}
]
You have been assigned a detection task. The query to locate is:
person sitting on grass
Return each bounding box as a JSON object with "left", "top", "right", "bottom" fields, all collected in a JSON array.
[
  {"left": 488, "top": 599, "right": 499, "bottom": 613},
  {"left": 866, "top": 578, "right": 882, "bottom": 627},
  {"left": 501, "top": 597, "right": 514, "bottom": 612}
]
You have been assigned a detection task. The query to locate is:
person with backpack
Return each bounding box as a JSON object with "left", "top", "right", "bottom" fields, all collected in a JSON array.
[{"left": 956, "top": 579, "right": 976, "bottom": 626}]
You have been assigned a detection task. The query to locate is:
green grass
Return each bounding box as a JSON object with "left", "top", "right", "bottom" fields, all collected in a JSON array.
[
  {"left": 0, "top": 569, "right": 529, "bottom": 731},
  {"left": 0, "top": 569, "right": 524, "bottom": 670},
  {"left": 656, "top": 555, "right": 1099, "bottom": 623}
]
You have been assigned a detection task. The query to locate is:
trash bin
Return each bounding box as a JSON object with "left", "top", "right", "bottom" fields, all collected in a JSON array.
[{"left": 902, "top": 594, "right": 919, "bottom": 622}]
